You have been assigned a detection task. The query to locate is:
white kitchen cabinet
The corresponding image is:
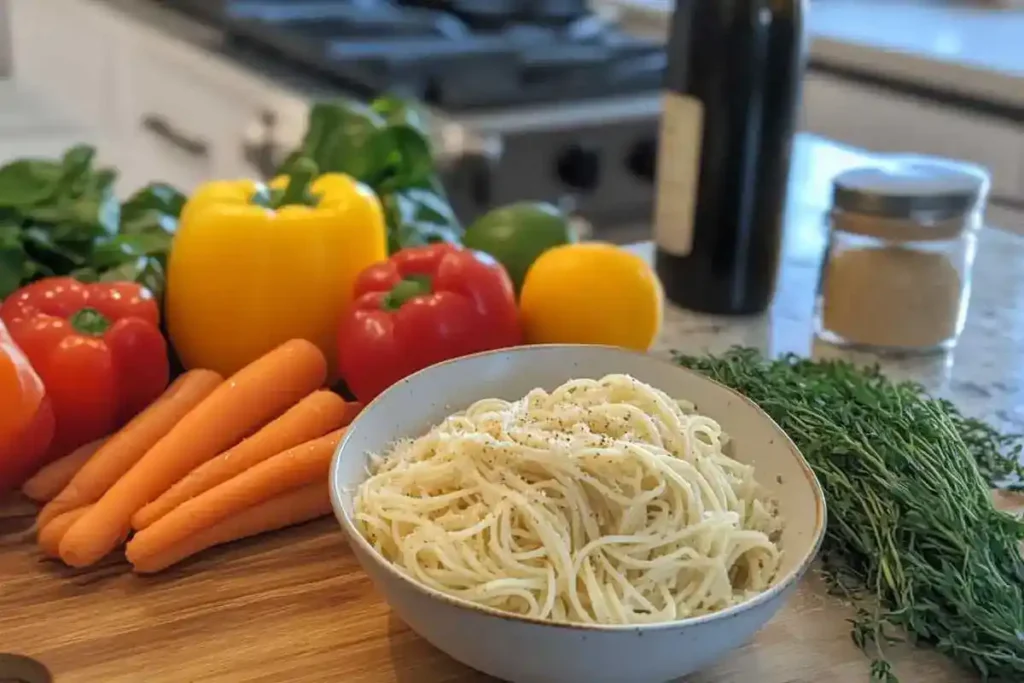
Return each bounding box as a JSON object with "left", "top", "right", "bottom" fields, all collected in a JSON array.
[
  {"left": 801, "top": 72, "right": 1024, "bottom": 201},
  {"left": 0, "top": 84, "right": 96, "bottom": 163},
  {"left": 7, "top": 0, "right": 121, "bottom": 133},
  {"left": 0, "top": 79, "right": 145, "bottom": 197},
  {"left": 7, "top": 0, "right": 311, "bottom": 195},
  {"left": 101, "top": 0, "right": 310, "bottom": 189},
  {"left": 123, "top": 51, "right": 227, "bottom": 192},
  {"left": 121, "top": 37, "right": 273, "bottom": 190}
]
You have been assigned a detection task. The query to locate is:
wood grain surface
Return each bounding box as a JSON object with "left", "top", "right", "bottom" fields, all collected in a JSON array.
[{"left": 1, "top": 492, "right": 1021, "bottom": 683}]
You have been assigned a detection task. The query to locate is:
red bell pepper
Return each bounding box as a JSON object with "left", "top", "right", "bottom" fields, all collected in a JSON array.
[
  {"left": 338, "top": 243, "right": 521, "bottom": 401},
  {"left": 0, "top": 320, "right": 55, "bottom": 492},
  {"left": 0, "top": 277, "right": 170, "bottom": 458}
]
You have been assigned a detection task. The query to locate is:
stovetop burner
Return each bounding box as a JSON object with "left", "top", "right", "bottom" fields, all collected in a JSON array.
[{"left": 163, "top": 0, "right": 665, "bottom": 110}]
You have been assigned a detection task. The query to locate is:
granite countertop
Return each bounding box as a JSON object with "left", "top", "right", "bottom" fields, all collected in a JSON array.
[
  {"left": 809, "top": 0, "right": 1024, "bottom": 110},
  {"left": 636, "top": 134, "right": 1024, "bottom": 434}
]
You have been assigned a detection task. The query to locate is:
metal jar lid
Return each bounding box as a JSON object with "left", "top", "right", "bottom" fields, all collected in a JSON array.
[{"left": 831, "top": 156, "right": 989, "bottom": 221}]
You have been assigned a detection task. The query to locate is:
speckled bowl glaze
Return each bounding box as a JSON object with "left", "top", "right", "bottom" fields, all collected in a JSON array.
[{"left": 330, "top": 345, "right": 826, "bottom": 683}]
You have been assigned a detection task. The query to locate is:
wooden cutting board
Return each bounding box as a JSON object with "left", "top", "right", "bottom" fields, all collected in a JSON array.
[{"left": 1, "top": 492, "right": 1020, "bottom": 683}]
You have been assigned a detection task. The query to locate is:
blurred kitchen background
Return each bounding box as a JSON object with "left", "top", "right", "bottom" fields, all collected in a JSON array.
[{"left": 0, "top": 0, "right": 1022, "bottom": 242}]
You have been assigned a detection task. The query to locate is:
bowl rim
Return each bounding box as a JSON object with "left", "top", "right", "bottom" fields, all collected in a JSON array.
[{"left": 329, "top": 343, "right": 827, "bottom": 632}]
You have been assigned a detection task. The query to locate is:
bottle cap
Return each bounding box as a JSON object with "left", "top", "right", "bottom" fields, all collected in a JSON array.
[{"left": 832, "top": 156, "right": 989, "bottom": 221}]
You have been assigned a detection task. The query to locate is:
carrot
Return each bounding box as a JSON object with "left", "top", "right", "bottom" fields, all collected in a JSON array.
[
  {"left": 129, "top": 482, "right": 331, "bottom": 573},
  {"left": 125, "top": 428, "right": 343, "bottom": 571},
  {"left": 60, "top": 339, "right": 327, "bottom": 568},
  {"left": 38, "top": 505, "right": 128, "bottom": 559},
  {"left": 342, "top": 401, "right": 364, "bottom": 425},
  {"left": 132, "top": 390, "right": 350, "bottom": 531},
  {"left": 38, "top": 506, "right": 90, "bottom": 558},
  {"left": 38, "top": 370, "right": 223, "bottom": 530},
  {"left": 22, "top": 437, "right": 108, "bottom": 503}
]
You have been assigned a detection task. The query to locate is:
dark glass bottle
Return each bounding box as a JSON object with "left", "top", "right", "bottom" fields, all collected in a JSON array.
[{"left": 653, "top": 0, "right": 808, "bottom": 315}]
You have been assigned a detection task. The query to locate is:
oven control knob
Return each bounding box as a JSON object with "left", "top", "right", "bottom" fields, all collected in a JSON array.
[
  {"left": 556, "top": 144, "right": 601, "bottom": 193},
  {"left": 626, "top": 138, "right": 657, "bottom": 184}
]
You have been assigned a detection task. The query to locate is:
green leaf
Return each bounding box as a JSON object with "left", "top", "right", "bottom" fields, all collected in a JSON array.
[
  {"left": 369, "top": 125, "right": 436, "bottom": 192},
  {"left": 96, "top": 255, "right": 167, "bottom": 300},
  {"left": 0, "top": 145, "right": 180, "bottom": 297},
  {"left": 26, "top": 197, "right": 119, "bottom": 238},
  {"left": 280, "top": 96, "right": 462, "bottom": 255},
  {"left": 122, "top": 183, "right": 186, "bottom": 220},
  {"left": 95, "top": 186, "right": 122, "bottom": 236},
  {"left": 80, "top": 167, "right": 121, "bottom": 237},
  {"left": 120, "top": 182, "right": 185, "bottom": 235},
  {"left": 0, "top": 250, "right": 23, "bottom": 298},
  {"left": 382, "top": 188, "right": 460, "bottom": 230},
  {"left": 399, "top": 221, "right": 461, "bottom": 249},
  {"left": 0, "top": 222, "right": 21, "bottom": 245},
  {"left": 90, "top": 232, "right": 173, "bottom": 270},
  {"left": 19, "top": 151, "right": 120, "bottom": 239},
  {"left": 21, "top": 226, "right": 89, "bottom": 268},
  {"left": 381, "top": 188, "right": 462, "bottom": 253},
  {"left": 58, "top": 145, "right": 97, "bottom": 191},
  {"left": 400, "top": 187, "right": 459, "bottom": 226},
  {"left": 70, "top": 266, "right": 100, "bottom": 284},
  {"left": 0, "top": 222, "right": 25, "bottom": 298},
  {"left": 371, "top": 96, "right": 430, "bottom": 137},
  {"left": 0, "top": 159, "right": 64, "bottom": 208},
  {"left": 91, "top": 169, "right": 119, "bottom": 196},
  {"left": 281, "top": 101, "right": 385, "bottom": 181}
]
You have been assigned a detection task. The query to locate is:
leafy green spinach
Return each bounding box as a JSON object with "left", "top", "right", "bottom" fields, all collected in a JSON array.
[
  {"left": 0, "top": 147, "right": 184, "bottom": 300},
  {"left": 278, "top": 96, "right": 462, "bottom": 253}
]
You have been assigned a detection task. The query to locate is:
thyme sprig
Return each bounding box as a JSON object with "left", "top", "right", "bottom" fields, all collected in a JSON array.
[{"left": 674, "top": 348, "right": 1024, "bottom": 681}]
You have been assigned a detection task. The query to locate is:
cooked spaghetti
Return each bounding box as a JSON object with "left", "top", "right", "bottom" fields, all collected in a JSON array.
[{"left": 354, "top": 374, "right": 783, "bottom": 625}]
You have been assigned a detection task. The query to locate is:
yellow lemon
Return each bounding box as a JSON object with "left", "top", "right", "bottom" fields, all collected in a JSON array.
[{"left": 519, "top": 242, "right": 663, "bottom": 351}]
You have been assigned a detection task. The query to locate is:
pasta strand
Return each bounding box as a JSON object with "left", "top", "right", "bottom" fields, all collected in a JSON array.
[{"left": 355, "top": 374, "right": 783, "bottom": 625}]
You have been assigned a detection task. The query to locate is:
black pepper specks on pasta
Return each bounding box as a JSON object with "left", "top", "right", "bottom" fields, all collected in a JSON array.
[{"left": 354, "top": 373, "right": 783, "bottom": 627}]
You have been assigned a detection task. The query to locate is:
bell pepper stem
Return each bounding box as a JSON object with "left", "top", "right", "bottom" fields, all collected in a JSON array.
[
  {"left": 273, "top": 158, "right": 320, "bottom": 208},
  {"left": 382, "top": 276, "right": 432, "bottom": 311},
  {"left": 70, "top": 307, "right": 111, "bottom": 336}
]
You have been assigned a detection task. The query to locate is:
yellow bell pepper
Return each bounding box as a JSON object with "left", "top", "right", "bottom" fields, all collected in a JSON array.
[{"left": 166, "top": 159, "right": 388, "bottom": 379}]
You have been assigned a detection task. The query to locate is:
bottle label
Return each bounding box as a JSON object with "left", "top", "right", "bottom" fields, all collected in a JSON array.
[{"left": 654, "top": 92, "right": 704, "bottom": 257}]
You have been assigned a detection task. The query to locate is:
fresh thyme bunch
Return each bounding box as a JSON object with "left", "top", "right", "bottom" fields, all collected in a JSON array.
[{"left": 675, "top": 348, "right": 1024, "bottom": 682}]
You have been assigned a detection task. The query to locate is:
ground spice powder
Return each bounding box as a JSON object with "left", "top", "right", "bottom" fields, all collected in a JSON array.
[
  {"left": 820, "top": 244, "right": 963, "bottom": 349},
  {"left": 816, "top": 161, "right": 986, "bottom": 352}
]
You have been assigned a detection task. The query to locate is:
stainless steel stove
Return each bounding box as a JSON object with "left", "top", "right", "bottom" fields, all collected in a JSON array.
[{"left": 166, "top": 0, "right": 665, "bottom": 238}]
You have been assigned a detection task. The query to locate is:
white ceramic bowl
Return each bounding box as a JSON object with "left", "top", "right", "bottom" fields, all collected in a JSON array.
[{"left": 330, "top": 345, "right": 826, "bottom": 683}]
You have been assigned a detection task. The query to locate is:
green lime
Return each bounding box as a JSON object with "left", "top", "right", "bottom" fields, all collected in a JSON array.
[{"left": 463, "top": 202, "right": 576, "bottom": 293}]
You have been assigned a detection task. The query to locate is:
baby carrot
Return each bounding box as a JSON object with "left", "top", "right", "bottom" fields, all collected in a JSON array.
[
  {"left": 38, "top": 370, "right": 223, "bottom": 530},
  {"left": 132, "top": 390, "right": 350, "bottom": 531},
  {"left": 342, "top": 401, "right": 364, "bottom": 425},
  {"left": 125, "top": 429, "right": 343, "bottom": 570},
  {"left": 60, "top": 339, "right": 328, "bottom": 568},
  {"left": 38, "top": 506, "right": 90, "bottom": 558},
  {"left": 129, "top": 482, "right": 331, "bottom": 574},
  {"left": 22, "top": 437, "right": 108, "bottom": 503},
  {"left": 39, "top": 505, "right": 128, "bottom": 559}
]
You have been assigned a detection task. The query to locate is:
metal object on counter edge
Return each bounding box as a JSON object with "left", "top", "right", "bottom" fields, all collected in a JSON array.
[{"left": 0, "top": 653, "right": 52, "bottom": 683}]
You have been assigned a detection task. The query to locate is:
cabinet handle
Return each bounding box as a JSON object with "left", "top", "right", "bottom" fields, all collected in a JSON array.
[{"left": 141, "top": 114, "right": 209, "bottom": 158}]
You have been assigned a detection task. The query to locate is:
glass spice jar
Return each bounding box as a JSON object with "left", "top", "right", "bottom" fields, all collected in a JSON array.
[{"left": 816, "top": 159, "right": 989, "bottom": 353}]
